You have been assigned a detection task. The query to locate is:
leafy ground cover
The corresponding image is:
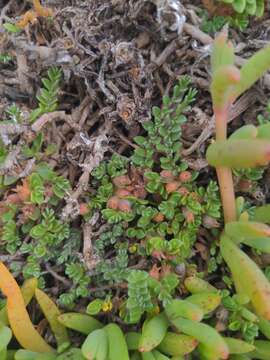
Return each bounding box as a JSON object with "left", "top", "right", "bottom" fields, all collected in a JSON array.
[{"left": 0, "top": 0, "right": 270, "bottom": 359}]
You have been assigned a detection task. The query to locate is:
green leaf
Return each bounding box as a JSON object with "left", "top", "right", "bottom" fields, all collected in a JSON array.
[
  {"left": 14, "top": 350, "right": 57, "bottom": 360},
  {"left": 229, "top": 125, "right": 257, "bottom": 140},
  {"left": 253, "top": 205, "right": 270, "bottom": 224},
  {"left": 152, "top": 106, "right": 161, "bottom": 118},
  {"left": 52, "top": 176, "right": 70, "bottom": 198},
  {"left": 3, "top": 23, "right": 21, "bottom": 33},
  {"left": 232, "top": 45, "right": 270, "bottom": 100},
  {"left": 225, "top": 221, "right": 270, "bottom": 241},
  {"left": 220, "top": 235, "right": 270, "bottom": 319},
  {"left": 3, "top": 175, "right": 18, "bottom": 186},
  {"left": 0, "top": 324, "right": 12, "bottom": 352},
  {"left": 146, "top": 237, "right": 164, "bottom": 254},
  {"left": 30, "top": 173, "right": 45, "bottom": 204},
  {"left": 158, "top": 201, "right": 175, "bottom": 220},
  {"left": 211, "top": 31, "right": 234, "bottom": 74},
  {"left": 240, "top": 237, "right": 270, "bottom": 254},
  {"left": 33, "top": 245, "right": 47, "bottom": 258},
  {"left": 30, "top": 224, "right": 47, "bottom": 239},
  {"left": 249, "top": 340, "right": 270, "bottom": 359},
  {"left": 86, "top": 299, "right": 103, "bottom": 315},
  {"left": 206, "top": 139, "right": 270, "bottom": 168},
  {"left": 137, "top": 216, "right": 151, "bottom": 228},
  {"left": 134, "top": 136, "right": 146, "bottom": 146},
  {"left": 257, "top": 123, "right": 270, "bottom": 140},
  {"left": 232, "top": 0, "right": 246, "bottom": 13},
  {"left": 56, "top": 348, "right": 85, "bottom": 359},
  {"left": 256, "top": 0, "right": 264, "bottom": 17},
  {"left": 245, "top": 1, "right": 256, "bottom": 15},
  {"left": 102, "top": 209, "right": 123, "bottom": 224},
  {"left": 211, "top": 65, "right": 241, "bottom": 109}
]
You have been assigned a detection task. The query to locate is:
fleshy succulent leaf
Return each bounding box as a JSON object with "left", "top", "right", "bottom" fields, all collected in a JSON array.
[
  {"left": 220, "top": 235, "right": 270, "bottom": 320},
  {"left": 206, "top": 139, "right": 270, "bottom": 168},
  {"left": 211, "top": 31, "right": 235, "bottom": 74},
  {"left": 232, "top": 46, "right": 270, "bottom": 101}
]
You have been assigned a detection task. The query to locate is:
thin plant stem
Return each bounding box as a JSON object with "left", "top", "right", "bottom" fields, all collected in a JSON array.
[
  {"left": 216, "top": 167, "right": 236, "bottom": 223},
  {"left": 215, "top": 109, "right": 237, "bottom": 223}
]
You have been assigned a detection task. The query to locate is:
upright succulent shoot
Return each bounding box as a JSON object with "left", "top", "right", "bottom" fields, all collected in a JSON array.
[
  {"left": 207, "top": 30, "right": 270, "bottom": 320},
  {"left": 208, "top": 30, "right": 270, "bottom": 223}
]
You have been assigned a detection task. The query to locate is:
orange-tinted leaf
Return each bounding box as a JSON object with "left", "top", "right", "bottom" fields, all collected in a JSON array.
[
  {"left": 0, "top": 278, "right": 38, "bottom": 325},
  {"left": 0, "top": 262, "right": 53, "bottom": 353},
  {"left": 33, "top": 0, "right": 53, "bottom": 17},
  {"left": 14, "top": 179, "right": 31, "bottom": 202}
]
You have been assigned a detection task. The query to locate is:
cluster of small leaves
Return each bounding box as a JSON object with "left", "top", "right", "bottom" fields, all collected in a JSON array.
[
  {"left": 257, "top": 102, "right": 270, "bottom": 125},
  {"left": 29, "top": 163, "right": 70, "bottom": 205},
  {"left": 233, "top": 167, "right": 264, "bottom": 182},
  {"left": 0, "top": 67, "right": 62, "bottom": 187},
  {"left": 201, "top": 0, "right": 263, "bottom": 33},
  {"left": 0, "top": 54, "right": 13, "bottom": 64},
  {"left": 125, "top": 180, "right": 220, "bottom": 260},
  {"left": 125, "top": 270, "right": 178, "bottom": 323},
  {"left": 95, "top": 246, "right": 129, "bottom": 283},
  {"left": 86, "top": 79, "right": 221, "bottom": 319},
  {"left": 208, "top": 241, "right": 223, "bottom": 274},
  {"left": 148, "top": 272, "right": 179, "bottom": 307},
  {"left": 89, "top": 154, "right": 128, "bottom": 212},
  {"left": 222, "top": 291, "right": 259, "bottom": 343},
  {"left": 5, "top": 104, "right": 22, "bottom": 123},
  {"left": 1, "top": 206, "right": 20, "bottom": 254},
  {"left": 20, "top": 208, "right": 70, "bottom": 277},
  {"left": 219, "top": 0, "right": 264, "bottom": 17},
  {"left": 0, "top": 163, "right": 87, "bottom": 304},
  {"left": 94, "top": 224, "right": 125, "bottom": 255},
  {"left": 201, "top": 12, "right": 248, "bottom": 33},
  {"left": 200, "top": 13, "right": 228, "bottom": 34},
  {"left": 132, "top": 76, "right": 197, "bottom": 171},
  {"left": 30, "top": 67, "right": 62, "bottom": 123},
  {"left": 125, "top": 270, "right": 155, "bottom": 323},
  {"left": 59, "top": 262, "right": 90, "bottom": 308},
  {"left": 92, "top": 154, "right": 128, "bottom": 180}
]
